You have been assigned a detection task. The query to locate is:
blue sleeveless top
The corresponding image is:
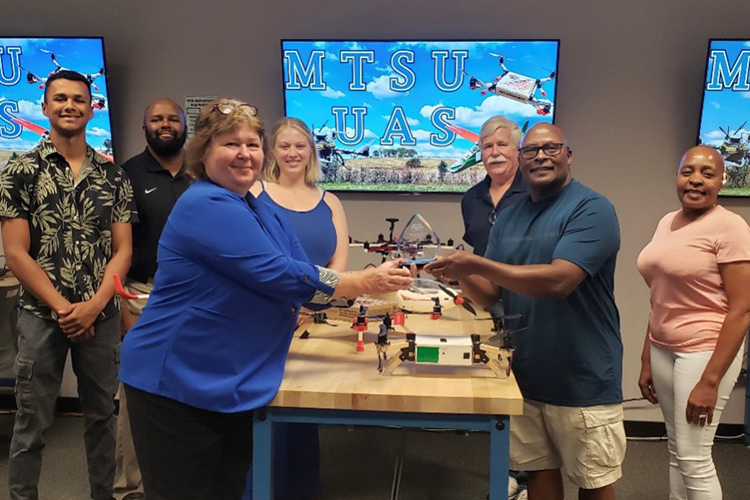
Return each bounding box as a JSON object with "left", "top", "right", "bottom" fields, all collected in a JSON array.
[{"left": 257, "top": 184, "right": 337, "bottom": 267}]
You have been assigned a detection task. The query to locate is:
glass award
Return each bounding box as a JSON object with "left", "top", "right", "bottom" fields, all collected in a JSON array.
[{"left": 396, "top": 212, "right": 442, "bottom": 265}]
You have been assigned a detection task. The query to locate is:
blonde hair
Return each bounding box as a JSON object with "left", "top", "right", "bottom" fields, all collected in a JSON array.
[
  {"left": 185, "top": 98, "right": 264, "bottom": 181},
  {"left": 478, "top": 115, "right": 522, "bottom": 149},
  {"left": 264, "top": 117, "right": 321, "bottom": 184}
]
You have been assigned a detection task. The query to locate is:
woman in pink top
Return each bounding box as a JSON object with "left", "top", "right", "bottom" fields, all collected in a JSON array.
[{"left": 637, "top": 145, "right": 750, "bottom": 500}]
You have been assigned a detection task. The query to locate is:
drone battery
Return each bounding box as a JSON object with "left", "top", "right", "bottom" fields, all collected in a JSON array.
[{"left": 413, "top": 335, "right": 473, "bottom": 365}]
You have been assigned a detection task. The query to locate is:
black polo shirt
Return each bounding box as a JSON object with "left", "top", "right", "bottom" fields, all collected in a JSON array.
[
  {"left": 460, "top": 169, "right": 528, "bottom": 256},
  {"left": 121, "top": 148, "right": 189, "bottom": 283}
]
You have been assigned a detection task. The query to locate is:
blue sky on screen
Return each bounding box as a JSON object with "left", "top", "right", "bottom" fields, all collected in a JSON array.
[
  {"left": 699, "top": 40, "right": 750, "bottom": 146},
  {"left": 282, "top": 40, "right": 558, "bottom": 159},
  {"left": 0, "top": 38, "right": 111, "bottom": 153}
]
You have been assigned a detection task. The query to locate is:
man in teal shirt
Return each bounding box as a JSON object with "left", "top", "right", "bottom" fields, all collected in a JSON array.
[{"left": 426, "top": 123, "right": 625, "bottom": 500}]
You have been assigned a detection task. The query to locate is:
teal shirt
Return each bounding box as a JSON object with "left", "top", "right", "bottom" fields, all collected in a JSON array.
[{"left": 486, "top": 180, "right": 623, "bottom": 406}]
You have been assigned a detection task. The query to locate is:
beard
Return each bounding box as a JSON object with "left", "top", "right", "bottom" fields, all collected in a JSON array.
[{"left": 146, "top": 127, "right": 187, "bottom": 157}]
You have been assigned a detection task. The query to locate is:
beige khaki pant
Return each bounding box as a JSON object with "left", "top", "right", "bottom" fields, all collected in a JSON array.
[{"left": 113, "top": 280, "right": 152, "bottom": 500}]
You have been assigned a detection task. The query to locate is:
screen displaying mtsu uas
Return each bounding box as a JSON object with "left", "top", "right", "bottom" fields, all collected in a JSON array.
[
  {"left": 697, "top": 39, "right": 750, "bottom": 196},
  {"left": 282, "top": 39, "right": 560, "bottom": 193},
  {"left": 0, "top": 37, "right": 113, "bottom": 168}
]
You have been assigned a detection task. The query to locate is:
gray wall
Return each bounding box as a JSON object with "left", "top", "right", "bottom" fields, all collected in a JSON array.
[{"left": 4, "top": 0, "right": 750, "bottom": 422}]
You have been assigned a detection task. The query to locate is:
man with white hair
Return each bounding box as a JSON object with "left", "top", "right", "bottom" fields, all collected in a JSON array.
[{"left": 460, "top": 115, "right": 528, "bottom": 257}]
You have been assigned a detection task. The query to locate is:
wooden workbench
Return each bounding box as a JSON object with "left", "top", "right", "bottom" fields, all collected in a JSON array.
[{"left": 252, "top": 305, "right": 524, "bottom": 500}]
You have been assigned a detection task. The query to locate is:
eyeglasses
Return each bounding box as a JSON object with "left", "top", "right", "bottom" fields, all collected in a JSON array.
[
  {"left": 212, "top": 102, "right": 258, "bottom": 116},
  {"left": 518, "top": 142, "right": 565, "bottom": 160}
]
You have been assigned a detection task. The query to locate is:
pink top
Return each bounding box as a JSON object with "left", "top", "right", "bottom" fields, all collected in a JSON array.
[{"left": 637, "top": 205, "right": 750, "bottom": 352}]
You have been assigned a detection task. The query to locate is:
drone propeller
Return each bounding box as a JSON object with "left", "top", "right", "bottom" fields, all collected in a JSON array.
[
  {"left": 488, "top": 52, "right": 514, "bottom": 62},
  {"left": 433, "top": 282, "right": 477, "bottom": 316},
  {"left": 735, "top": 121, "right": 747, "bottom": 137},
  {"left": 484, "top": 314, "right": 526, "bottom": 348}
]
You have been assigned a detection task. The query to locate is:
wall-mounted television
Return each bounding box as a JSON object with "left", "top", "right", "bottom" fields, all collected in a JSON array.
[
  {"left": 697, "top": 39, "right": 750, "bottom": 196},
  {"left": 0, "top": 37, "right": 113, "bottom": 170},
  {"left": 281, "top": 39, "right": 560, "bottom": 193}
]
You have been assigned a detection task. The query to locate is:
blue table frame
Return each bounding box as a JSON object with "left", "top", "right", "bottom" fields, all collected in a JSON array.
[{"left": 252, "top": 406, "right": 510, "bottom": 500}]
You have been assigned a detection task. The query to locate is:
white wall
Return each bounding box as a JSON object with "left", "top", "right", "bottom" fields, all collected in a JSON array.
[{"left": 3, "top": 0, "right": 750, "bottom": 422}]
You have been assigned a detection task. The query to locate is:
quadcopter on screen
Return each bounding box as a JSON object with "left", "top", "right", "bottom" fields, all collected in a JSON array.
[
  {"left": 313, "top": 121, "right": 369, "bottom": 170},
  {"left": 20, "top": 49, "right": 106, "bottom": 92},
  {"left": 462, "top": 53, "right": 555, "bottom": 116},
  {"left": 716, "top": 122, "right": 749, "bottom": 166}
]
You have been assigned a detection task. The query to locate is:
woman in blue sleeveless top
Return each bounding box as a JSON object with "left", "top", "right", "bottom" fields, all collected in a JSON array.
[
  {"left": 249, "top": 118, "right": 349, "bottom": 500},
  {"left": 252, "top": 117, "right": 348, "bottom": 271}
]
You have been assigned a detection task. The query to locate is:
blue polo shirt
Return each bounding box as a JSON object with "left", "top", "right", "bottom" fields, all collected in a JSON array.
[
  {"left": 120, "top": 180, "right": 334, "bottom": 413},
  {"left": 486, "top": 180, "right": 623, "bottom": 407}
]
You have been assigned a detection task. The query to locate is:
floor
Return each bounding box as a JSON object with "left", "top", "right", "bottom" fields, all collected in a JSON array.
[{"left": 0, "top": 412, "right": 749, "bottom": 499}]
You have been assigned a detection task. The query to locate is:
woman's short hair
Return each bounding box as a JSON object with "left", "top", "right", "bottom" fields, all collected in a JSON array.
[
  {"left": 264, "top": 117, "right": 321, "bottom": 184},
  {"left": 185, "top": 98, "right": 264, "bottom": 181},
  {"left": 478, "top": 115, "right": 522, "bottom": 149}
]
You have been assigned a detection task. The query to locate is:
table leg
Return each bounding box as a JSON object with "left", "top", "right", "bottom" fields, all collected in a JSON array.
[
  {"left": 252, "top": 409, "right": 273, "bottom": 500},
  {"left": 488, "top": 416, "right": 510, "bottom": 500}
]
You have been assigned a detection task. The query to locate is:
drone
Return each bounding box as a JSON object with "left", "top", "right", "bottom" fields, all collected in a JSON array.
[
  {"left": 717, "top": 121, "right": 749, "bottom": 166},
  {"left": 20, "top": 49, "right": 106, "bottom": 92},
  {"left": 350, "top": 215, "right": 454, "bottom": 264},
  {"left": 299, "top": 277, "right": 477, "bottom": 354},
  {"left": 374, "top": 311, "right": 522, "bottom": 379},
  {"left": 462, "top": 53, "right": 555, "bottom": 116},
  {"left": 40, "top": 49, "right": 106, "bottom": 91},
  {"left": 313, "top": 120, "right": 369, "bottom": 171},
  {"left": 445, "top": 120, "right": 530, "bottom": 173}
]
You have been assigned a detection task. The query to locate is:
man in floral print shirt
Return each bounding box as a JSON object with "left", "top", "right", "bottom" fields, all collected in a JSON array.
[{"left": 0, "top": 70, "right": 136, "bottom": 500}]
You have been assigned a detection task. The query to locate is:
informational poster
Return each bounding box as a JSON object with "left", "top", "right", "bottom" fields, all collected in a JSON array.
[{"left": 184, "top": 96, "right": 217, "bottom": 140}]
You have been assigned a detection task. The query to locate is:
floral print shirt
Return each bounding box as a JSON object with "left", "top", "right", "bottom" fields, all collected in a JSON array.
[{"left": 0, "top": 138, "right": 137, "bottom": 320}]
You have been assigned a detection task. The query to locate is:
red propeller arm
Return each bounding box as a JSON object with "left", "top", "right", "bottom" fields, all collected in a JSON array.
[{"left": 113, "top": 274, "right": 149, "bottom": 300}]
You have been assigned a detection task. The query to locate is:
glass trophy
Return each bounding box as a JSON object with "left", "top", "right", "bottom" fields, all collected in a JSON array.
[{"left": 396, "top": 212, "right": 442, "bottom": 265}]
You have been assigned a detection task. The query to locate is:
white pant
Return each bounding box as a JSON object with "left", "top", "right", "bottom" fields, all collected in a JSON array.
[{"left": 650, "top": 344, "right": 743, "bottom": 500}]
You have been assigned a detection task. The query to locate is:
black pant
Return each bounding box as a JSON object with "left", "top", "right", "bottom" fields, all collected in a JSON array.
[{"left": 125, "top": 385, "right": 253, "bottom": 500}]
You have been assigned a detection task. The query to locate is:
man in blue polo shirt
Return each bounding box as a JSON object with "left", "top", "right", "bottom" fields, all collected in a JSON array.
[{"left": 426, "top": 123, "right": 625, "bottom": 500}]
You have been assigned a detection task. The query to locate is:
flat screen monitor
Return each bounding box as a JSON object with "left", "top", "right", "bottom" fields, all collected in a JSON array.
[
  {"left": 0, "top": 37, "right": 113, "bottom": 170},
  {"left": 697, "top": 39, "right": 750, "bottom": 196},
  {"left": 281, "top": 39, "right": 560, "bottom": 193}
]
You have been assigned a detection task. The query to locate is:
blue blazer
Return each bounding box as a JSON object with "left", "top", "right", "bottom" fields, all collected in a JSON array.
[{"left": 120, "top": 180, "right": 335, "bottom": 413}]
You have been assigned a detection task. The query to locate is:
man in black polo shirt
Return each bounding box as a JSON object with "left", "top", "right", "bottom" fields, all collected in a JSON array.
[
  {"left": 113, "top": 98, "right": 189, "bottom": 500},
  {"left": 460, "top": 115, "right": 528, "bottom": 257}
]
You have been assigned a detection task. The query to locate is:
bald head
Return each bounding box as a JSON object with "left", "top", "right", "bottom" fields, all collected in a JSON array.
[
  {"left": 143, "top": 98, "right": 185, "bottom": 126},
  {"left": 143, "top": 98, "right": 187, "bottom": 158},
  {"left": 521, "top": 123, "right": 567, "bottom": 148},
  {"left": 679, "top": 145, "right": 724, "bottom": 176},
  {"left": 518, "top": 123, "right": 572, "bottom": 201}
]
